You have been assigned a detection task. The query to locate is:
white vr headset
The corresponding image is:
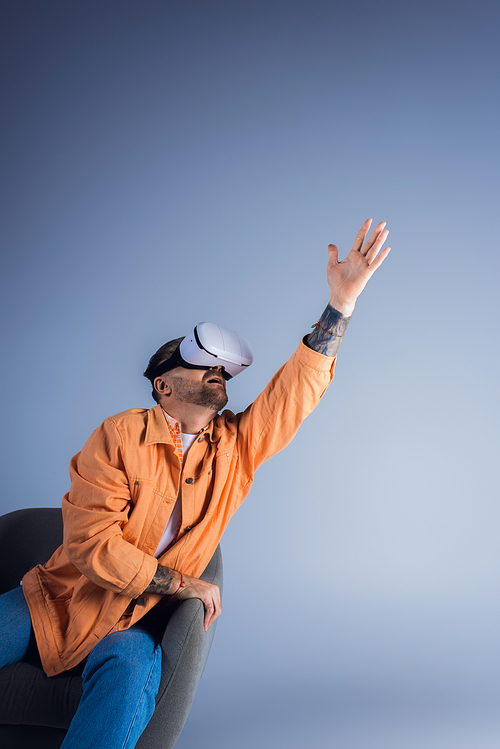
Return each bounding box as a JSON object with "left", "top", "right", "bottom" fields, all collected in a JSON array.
[{"left": 151, "top": 322, "right": 253, "bottom": 381}]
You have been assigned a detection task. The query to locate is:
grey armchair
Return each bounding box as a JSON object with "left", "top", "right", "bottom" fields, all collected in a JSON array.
[{"left": 0, "top": 507, "right": 222, "bottom": 749}]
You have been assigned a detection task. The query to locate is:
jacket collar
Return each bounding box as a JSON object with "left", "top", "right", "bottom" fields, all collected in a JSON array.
[{"left": 145, "top": 404, "right": 218, "bottom": 445}]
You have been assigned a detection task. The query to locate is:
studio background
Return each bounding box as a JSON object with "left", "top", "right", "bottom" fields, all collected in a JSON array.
[{"left": 1, "top": 1, "right": 499, "bottom": 747}]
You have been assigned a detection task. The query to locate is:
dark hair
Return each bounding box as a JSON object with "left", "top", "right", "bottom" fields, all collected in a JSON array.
[{"left": 143, "top": 336, "right": 185, "bottom": 403}]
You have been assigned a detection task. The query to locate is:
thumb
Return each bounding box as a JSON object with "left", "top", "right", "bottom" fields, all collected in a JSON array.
[{"left": 327, "top": 244, "right": 339, "bottom": 263}]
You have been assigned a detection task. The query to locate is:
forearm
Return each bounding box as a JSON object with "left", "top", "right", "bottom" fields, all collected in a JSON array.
[
  {"left": 305, "top": 301, "right": 352, "bottom": 357},
  {"left": 144, "top": 564, "right": 182, "bottom": 595}
]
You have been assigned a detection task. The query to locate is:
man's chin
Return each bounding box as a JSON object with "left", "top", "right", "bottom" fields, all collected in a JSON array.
[
  {"left": 212, "top": 394, "right": 228, "bottom": 411},
  {"left": 197, "top": 388, "right": 228, "bottom": 412}
]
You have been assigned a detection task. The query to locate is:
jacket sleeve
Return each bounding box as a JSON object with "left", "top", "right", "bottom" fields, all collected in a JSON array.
[
  {"left": 235, "top": 339, "right": 336, "bottom": 473},
  {"left": 62, "top": 417, "right": 158, "bottom": 598}
]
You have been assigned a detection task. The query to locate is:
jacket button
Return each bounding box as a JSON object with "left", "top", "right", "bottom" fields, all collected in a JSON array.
[
  {"left": 185, "top": 526, "right": 192, "bottom": 532},
  {"left": 137, "top": 597, "right": 148, "bottom": 606},
  {"left": 198, "top": 437, "right": 204, "bottom": 443},
  {"left": 185, "top": 477, "right": 194, "bottom": 484}
]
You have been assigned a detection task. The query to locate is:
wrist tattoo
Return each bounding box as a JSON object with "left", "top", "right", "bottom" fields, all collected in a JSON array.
[
  {"left": 305, "top": 303, "right": 351, "bottom": 357},
  {"left": 145, "top": 565, "right": 176, "bottom": 595}
]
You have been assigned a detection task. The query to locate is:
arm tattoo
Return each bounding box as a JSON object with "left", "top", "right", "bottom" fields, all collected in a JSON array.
[
  {"left": 144, "top": 564, "right": 176, "bottom": 595},
  {"left": 305, "top": 303, "right": 351, "bottom": 357}
]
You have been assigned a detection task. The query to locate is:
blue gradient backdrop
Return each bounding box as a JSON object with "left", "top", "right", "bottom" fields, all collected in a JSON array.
[{"left": 1, "top": 1, "right": 499, "bottom": 746}]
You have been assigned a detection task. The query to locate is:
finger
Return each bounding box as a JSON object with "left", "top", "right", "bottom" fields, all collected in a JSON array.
[
  {"left": 365, "top": 228, "right": 389, "bottom": 261},
  {"left": 205, "top": 592, "right": 222, "bottom": 630},
  {"left": 367, "top": 245, "right": 391, "bottom": 271},
  {"left": 214, "top": 592, "right": 222, "bottom": 620},
  {"left": 351, "top": 219, "right": 372, "bottom": 253},
  {"left": 205, "top": 604, "right": 219, "bottom": 630},
  {"left": 360, "top": 222, "right": 386, "bottom": 256},
  {"left": 204, "top": 599, "right": 215, "bottom": 630},
  {"left": 327, "top": 244, "right": 339, "bottom": 263}
]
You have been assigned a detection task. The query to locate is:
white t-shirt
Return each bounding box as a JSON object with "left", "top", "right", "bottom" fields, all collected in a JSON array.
[{"left": 154, "top": 431, "right": 197, "bottom": 558}]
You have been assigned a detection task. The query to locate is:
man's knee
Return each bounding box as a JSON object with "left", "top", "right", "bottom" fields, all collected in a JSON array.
[{"left": 83, "top": 630, "right": 162, "bottom": 688}]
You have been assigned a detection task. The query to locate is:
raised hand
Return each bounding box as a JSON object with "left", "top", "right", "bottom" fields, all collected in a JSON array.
[{"left": 327, "top": 219, "right": 391, "bottom": 315}]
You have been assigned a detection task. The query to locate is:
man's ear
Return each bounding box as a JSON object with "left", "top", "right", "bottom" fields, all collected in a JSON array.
[{"left": 154, "top": 376, "right": 172, "bottom": 397}]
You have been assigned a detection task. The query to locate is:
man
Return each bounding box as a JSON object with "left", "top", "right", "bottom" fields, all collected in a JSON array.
[{"left": 0, "top": 219, "right": 390, "bottom": 748}]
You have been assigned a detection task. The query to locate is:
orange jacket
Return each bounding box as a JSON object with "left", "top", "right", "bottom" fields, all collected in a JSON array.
[{"left": 23, "top": 341, "right": 336, "bottom": 676}]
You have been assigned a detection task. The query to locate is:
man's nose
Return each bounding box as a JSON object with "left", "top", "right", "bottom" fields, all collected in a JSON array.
[{"left": 210, "top": 364, "right": 229, "bottom": 380}]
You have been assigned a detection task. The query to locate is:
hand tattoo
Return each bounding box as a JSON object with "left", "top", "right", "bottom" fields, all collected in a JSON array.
[{"left": 305, "top": 303, "right": 351, "bottom": 357}]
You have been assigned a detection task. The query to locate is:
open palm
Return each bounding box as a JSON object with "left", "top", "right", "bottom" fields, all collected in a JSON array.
[{"left": 327, "top": 219, "right": 391, "bottom": 311}]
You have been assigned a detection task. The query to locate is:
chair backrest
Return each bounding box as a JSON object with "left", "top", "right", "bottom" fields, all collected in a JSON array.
[{"left": 0, "top": 508, "right": 64, "bottom": 594}]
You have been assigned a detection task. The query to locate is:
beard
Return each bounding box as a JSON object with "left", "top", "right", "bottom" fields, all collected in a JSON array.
[{"left": 170, "top": 374, "right": 228, "bottom": 412}]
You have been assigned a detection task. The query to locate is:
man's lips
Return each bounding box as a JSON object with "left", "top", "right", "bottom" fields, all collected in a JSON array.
[{"left": 205, "top": 374, "right": 225, "bottom": 386}]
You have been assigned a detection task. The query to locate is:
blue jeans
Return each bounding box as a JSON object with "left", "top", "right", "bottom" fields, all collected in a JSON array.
[{"left": 0, "top": 586, "right": 163, "bottom": 749}]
